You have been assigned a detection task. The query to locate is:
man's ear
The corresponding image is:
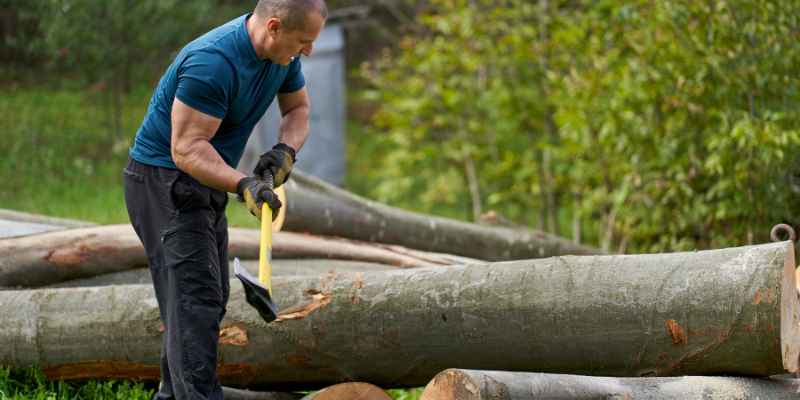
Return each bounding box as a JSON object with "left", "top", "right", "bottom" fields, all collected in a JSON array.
[{"left": 266, "top": 17, "right": 281, "bottom": 37}]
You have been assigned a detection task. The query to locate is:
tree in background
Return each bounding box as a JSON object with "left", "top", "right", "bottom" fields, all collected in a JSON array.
[
  {"left": 362, "top": 0, "right": 800, "bottom": 253},
  {"left": 0, "top": 1, "right": 48, "bottom": 68},
  {"left": 40, "top": 0, "right": 217, "bottom": 139}
]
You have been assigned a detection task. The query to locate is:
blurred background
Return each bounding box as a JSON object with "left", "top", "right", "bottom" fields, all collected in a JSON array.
[{"left": 2, "top": 0, "right": 800, "bottom": 255}]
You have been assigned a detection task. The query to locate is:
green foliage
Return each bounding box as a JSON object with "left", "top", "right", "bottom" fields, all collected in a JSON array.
[
  {"left": 37, "top": 0, "right": 236, "bottom": 137},
  {"left": 0, "top": 1, "right": 49, "bottom": 68},
  {"left": 361, "top": 0, "right": 800, "bottom": 252},
  {"left": 387, "top": 387, "right": 424, "bottom": 400},
  {"left": 41, "top": 0, "right": 216, "bottom": 85}
]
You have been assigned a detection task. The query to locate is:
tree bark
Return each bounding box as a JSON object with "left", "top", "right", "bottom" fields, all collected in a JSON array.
[
  {"left": 0, "top": 225, "right": 479, "bottom": 287},
  {"left": 0, "top": 208, "right": 95, "bottom": 239},
  {"left": 0, "top": 243, "right": 797, "bottom": 389},
  {"left": 0, "top": 208, "right": 95, "bottom": 229},
  {"left": 420, "top": 369, "right": 800, "bottom": 400},
  {"left": 282, "top": 172, "right": 601, "bottom": 261},
  {"left": 298, "top": 382, "right": 391, "bottom": 400},
  {"left": 222, "top": 387, "right": 300, "bottom": 400},
  {"left": 44, "top": 259, "right": 399, "bottom": 288}
]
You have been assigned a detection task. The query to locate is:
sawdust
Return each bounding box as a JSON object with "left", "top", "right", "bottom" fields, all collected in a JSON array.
[
  {"left": 275, "top": 291, "right": 333, "bottom": 322},
  {"left": 218, "top": 324, "right": 249, "bottom": 346}
]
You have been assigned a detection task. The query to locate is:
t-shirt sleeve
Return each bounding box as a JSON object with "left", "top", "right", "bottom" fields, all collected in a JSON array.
[
  {"left": 279, "top": 57, "right": 306, "bottom": 93},
  {"left": 175, "top": 50, "right": 235, "bottom": 119}
]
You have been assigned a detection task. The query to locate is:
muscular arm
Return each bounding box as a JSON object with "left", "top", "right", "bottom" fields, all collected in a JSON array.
[
  {"left": 170, "top": 98, "right": 245, "bottom": 193},
  {"left": 276, "top": 88, "right": 311, "bottom": 151}
]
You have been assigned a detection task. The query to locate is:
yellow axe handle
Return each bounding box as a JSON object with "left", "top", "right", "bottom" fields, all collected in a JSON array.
[{"left": 259, "top": 202, "right": 273, "bottom": 293}]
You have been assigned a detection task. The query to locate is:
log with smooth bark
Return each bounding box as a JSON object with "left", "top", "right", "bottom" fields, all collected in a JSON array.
[
  {"left": 0, "top": 225, "right": 478, "bottom": 287},
  {"left": 282, "top": 171, "right": 601, "bottom": 261},
  {"left": 420, "top": 369, "right": 800, "bottom": 400},
  {"left": 46, "top": 259, "right": 398, "bottom": 288},
  {"left": 298, "top": 382, "right": 391, "bottom": 400},
  {"left": 0, "top": 243, "right": 797, "bottom": 388},
  {"left": 222, "top": 387, "right": 300, "bottom": 400},
  {"left": 0, "top": 208, "right": 95, "bottom": 229}
]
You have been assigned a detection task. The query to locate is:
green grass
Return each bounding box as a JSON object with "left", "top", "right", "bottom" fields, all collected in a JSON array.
[
  {"left": 0, "top": 368, "right": 154, "bottom": 400},
  {"left": 0, "top": 367, "right": 422, "bottom": 400},
  {"left": 0, "top": 85, "right": 141, "bottom": 224},
  {"left": 0, "top": 84, "right": 276, "bottom": 230},
  {"left": 386, "top": 388, "right": 424, "bottom": 400}
]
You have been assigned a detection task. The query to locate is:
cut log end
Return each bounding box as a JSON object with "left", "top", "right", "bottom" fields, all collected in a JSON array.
[
  {"left": 300, "top": 382, "right": 391, "bottom": 400},
  {"left": 420, "top": 369, "right": 482, "bottom": 400},
  {"left": 780, "top": 241, "right": 800, "bottom": 372},
  {"left": 421, "top": 370, "right": 800, "bottom": 400}
]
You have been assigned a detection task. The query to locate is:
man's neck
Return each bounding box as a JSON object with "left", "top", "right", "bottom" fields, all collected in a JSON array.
[{"left": 246, "top": 14, "right": 270, "bottom": 60}]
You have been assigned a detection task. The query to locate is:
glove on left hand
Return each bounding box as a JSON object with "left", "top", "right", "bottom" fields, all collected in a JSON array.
[
  {"left": 236, "top": 176, "right": 281, "bottom": 221},
  {"left": 253, "top": 143, "right": 296, "bottom": 188}
]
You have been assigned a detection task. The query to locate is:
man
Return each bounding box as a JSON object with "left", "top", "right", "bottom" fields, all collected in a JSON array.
[{"left": 123, "top": 1, "right": 327, "bottom": 399}]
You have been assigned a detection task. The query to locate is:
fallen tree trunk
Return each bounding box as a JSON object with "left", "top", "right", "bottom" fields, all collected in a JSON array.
[
  {"left": 46, "top": 259, "right": 398, "bottom": 288},
  {"left": 223, "top": 387, "right": 300, "bottom": 400},
  {"left": 0, "top": 225, "right": 479, "bottom": 287},
  {"left": 1, "top": 243, "right": 797, "bottom": 388},
  {"left": 282, "top": 172, "right": 601, "bottom": 261},
  {"left": 420, "top": 369, "right": 800, "bottom": 400},
  {"left": 298, "top": 383, "right": 391, "bottom": 400},
  {"left": 0, "top": 208, "right": 95, "bottom": 228}
]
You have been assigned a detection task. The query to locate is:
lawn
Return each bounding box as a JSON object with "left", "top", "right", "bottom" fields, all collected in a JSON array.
[{"left": 0, "top": 84, "right": 263, "bottom": 228}]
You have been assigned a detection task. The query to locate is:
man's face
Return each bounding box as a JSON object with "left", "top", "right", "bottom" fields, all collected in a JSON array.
[{"left": 268, "top": 12, "right": 325, "bottom": 65}]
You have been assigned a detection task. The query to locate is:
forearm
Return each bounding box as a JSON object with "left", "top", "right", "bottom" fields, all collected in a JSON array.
[
  {"left": 277, "top": 104, "right": 310, "bottom": 152},
  {"left": 172, "top": 138, "right": 245, "bottom": 193}
]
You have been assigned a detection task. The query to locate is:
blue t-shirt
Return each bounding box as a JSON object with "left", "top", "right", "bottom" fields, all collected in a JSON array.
[{"left": 129, "top": 13, "right": 305, "bottom": 169}]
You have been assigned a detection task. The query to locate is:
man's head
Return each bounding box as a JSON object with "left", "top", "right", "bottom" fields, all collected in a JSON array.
[{"left": 252, "top": 0, "right": 327, "bottom": 65}]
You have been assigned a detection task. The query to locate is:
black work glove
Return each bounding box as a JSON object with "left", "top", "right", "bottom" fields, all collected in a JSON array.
[
  {"left": 236, "top": 176, "right": 281, "bottom": 221},
  {"left": 253, "top": 143, "right": 296, "bottom": 188}
]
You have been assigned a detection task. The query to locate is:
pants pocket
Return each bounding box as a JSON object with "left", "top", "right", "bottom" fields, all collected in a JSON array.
[
  {"left": 123, "top": 167, "right": 144, "bottom": 183},
  {"left": 170, "top": 172, "right": 212, "bottom": 212}
]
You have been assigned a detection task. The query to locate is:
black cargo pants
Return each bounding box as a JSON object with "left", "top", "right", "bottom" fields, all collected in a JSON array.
[{"left": 123, "top": 158, "right": 230, "bottom": 400}]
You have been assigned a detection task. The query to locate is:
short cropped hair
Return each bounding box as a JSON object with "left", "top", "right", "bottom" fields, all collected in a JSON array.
[{"left": 254, "top": 0, "right": 328, "bottom": 30}]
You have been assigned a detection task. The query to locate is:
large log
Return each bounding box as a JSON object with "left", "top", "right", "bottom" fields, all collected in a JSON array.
[
  {"left": 1, "top": 243, "right": 797, "bottom": 388},
  {"left": 222, "top": 387, "right": 300, "bottom": 400},
  {"left": 282, "top": 172, "right": 601, "bottom": 261},
  {"left": 0, "top": 208, "right": 95, "bottom": 228},
  {"left": 0, "top": 225, "right": 479, "bottom": 287},
  {"left": 420, "top": 369, "right": 800, "bottom": 400},
  {"left": 45, "top": 259, "right": 398, "bottom": 288},
  {"left": 298, "top": 382, "right": 391, "bottom": 400}
]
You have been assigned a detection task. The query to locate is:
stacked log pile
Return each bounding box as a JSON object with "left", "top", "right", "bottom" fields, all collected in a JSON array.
[
  {"left": 0, "top": 225, "right": 482, "bottom": 288},
  {"left": 1, "top": 176, "right": 798, "bottom": 398}
]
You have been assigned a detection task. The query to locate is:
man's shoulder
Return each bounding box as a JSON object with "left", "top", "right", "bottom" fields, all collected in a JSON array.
[{"left": 181, "top": 15, "right": 247, "bottom": 62}]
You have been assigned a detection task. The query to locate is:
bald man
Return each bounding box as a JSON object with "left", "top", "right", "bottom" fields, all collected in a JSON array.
[{"left": 123, "top": 1, "right": 327, "bottom": 398}]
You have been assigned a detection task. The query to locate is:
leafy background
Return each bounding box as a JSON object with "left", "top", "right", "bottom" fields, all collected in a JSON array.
[{"left": 358, "top": 0, "right": 800, "bottom": 253}]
